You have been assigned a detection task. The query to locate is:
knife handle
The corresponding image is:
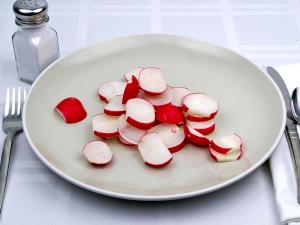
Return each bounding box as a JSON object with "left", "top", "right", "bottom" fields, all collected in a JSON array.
[{"left": 285, "top": 120, "right": 300, "bottom": 204}]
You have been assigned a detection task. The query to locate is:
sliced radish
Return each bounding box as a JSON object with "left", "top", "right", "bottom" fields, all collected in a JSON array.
[
  {"left": 211, "top": 133, "right": 242, "bottom": 154},
  {"left": 98, "top": 81, "right": 126, "bottom": 103},
  {"left": 138, "top": 86, "right": 173, "bottom": 107},
  {"left": 103, "top": 95, "right": 125, "bottom": 116},
  {"left": 124, "top": 67, "right": 143, "bottom": 81},
  {"left": 148, "top": 124, "right": 185, "bottom": 153},
  {"left": 122, "top": 76, "right": 140, "bottom": 104},
  {"left": 83, "top": 141, "right": 113, "bottom": 165},
  {"left": 125, "top": 98, "right": 155, "bottom": 130},
  {"left": 138, "top": 67, "right": 167, "bottom": 95},
  {"left": 209, "top": 147, "right": 242, "bottom": 162},
  {"left": 184, "top": 111, "right": 217, "bottom": 122},
  {"left": 183, "top": 124, "right": 211, "bottom": 146},
  {"left": 155, "top": 104, "right": 184, "bottom": 124},
  {"left": 92, "top": 114, "right": 119, "bottom": 138},
  {"left": 138, "top": 133, "right": 173, "bottom": 167},
  {"left": 181, "top": 93, "right": 218, "bottom": 118},
  {"left": 55, "top": 97, "right": 87, "bottom": 124},
  {"left": 186, "top": 119, "right": 215, "bottom": 135},
  {"left": 119, "top": 136, "right": 135, "bottom": 146},
  {"left": 118, "top": 114, "right": 146, "bottom": 145},
  {"left": 171, "top": 87, "right": 191, "bottom": 107}
]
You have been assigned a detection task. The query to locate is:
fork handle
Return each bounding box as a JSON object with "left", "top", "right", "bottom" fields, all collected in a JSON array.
[{"left": 0, "top": 133, "right": 15, "bottom": 212}]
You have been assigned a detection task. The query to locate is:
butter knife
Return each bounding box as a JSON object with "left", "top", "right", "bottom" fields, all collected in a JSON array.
[{"left": 267, "top": 66, "right": 300, "bottom": 204}]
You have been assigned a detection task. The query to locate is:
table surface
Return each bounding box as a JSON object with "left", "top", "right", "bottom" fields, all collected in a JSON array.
[{"left": 1, "top": 0, "right": 300, "bottom": 224}]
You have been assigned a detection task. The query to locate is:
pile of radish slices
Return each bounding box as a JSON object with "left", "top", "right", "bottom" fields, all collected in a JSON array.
[{"left": 55, "top": 67, "right": 243, "bottom": 168}]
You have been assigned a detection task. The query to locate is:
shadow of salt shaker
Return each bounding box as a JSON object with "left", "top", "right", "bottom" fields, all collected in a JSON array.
[{"left": 12, "top": 0, "right": 60, "bottom": 84}]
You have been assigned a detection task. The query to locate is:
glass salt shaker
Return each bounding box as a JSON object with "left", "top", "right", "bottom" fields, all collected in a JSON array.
[{"left": 12, "top": 0, "right": 60, "bottom": 83}]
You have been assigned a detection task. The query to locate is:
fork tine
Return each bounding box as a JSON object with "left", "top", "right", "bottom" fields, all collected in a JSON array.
[
  {"left": 4, "top": 88, "right": 10, "bottom": 117},
  {"left": 20, "top": 88, "right": 27, "bottom": 115},
  {"left": 17, "top": 87, "right": 21, "bottom": 116},
  {"left": 11, "top": 87, "right": 16, "bottom": 116}
]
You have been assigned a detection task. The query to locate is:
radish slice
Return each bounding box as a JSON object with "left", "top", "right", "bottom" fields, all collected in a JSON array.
[
  {"left": 92, "top": 114, "right": 119, "bottom": 138},
  {"left": 186, "top": 119, "right": 215, "bottom": 135},
  {"left": 83, "top": 141, "right": 113, "bottom": 165},
  {"left": 183, "top": 124, "right": 211, "bottom": 146},
  {"left": 119, "top": 136, "right": 135, "bottom": 146},
  {"left": 138, "top": 87, "right": 173, "bottom": 107},
  {"left": 138, "top": 67, "right": 167, "bottom": 95},
  {"left": 125, "top": 98, "right": 155, "bottom": 130},
  {"left": 184, "top": 111, "right": 217, "bottom": 122},
  {"left": 149, "top": 124, "right": 185, "bottom": 153},
  {"left": 55, "top": 97, "right": 87, "bottom": 124},
  {"left": 98, "top": 81, "right": 126, "bottom": 103},
  {"left": 171, "top": 87, "right": 191, "bottom": 107},
  {"left": 211, "top": 133, "right": 242, "bottom": 154},
  {"left": 181, "top": 93, "right": 218, "bottom": 118},
  {"left": 155, "top": 104, "right": 184, "bottom": 124},
  {"left": 103, "top": 95, "right": 125, "bottom": 116},
  {"left": 138, "top": 133, "right": 173, "bottom": 167},
  {"left": 118, "top": 114, "right": 146, "bottom": 145},
  {"left": 209, "top": 147, "right": 242, "bottom": 162},
  {"left": 124, "top": 67, "right": 143, "bottom": 81},
  {"left": 122, "top": 76, "right": 140, "bottom": 104}
]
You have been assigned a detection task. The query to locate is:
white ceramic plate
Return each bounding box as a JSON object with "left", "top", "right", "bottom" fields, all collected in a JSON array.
[{"left": 23, "top": 34, "right": 285, "bottom": 201}]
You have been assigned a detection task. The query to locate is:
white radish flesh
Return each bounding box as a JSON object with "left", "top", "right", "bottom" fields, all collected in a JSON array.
[
  {"left": 186, "top": 119, "right": 215, "bottom": 135},
  {"left": 138, "top": 87, "right": 173, "bottom": 107},
  {"left": 119, "top": 136, "right": 135, "bottom": 146},
  {"left": 138, "top": 133, "right": 173, "bottom": 167},
  {"left": 171, "top": 87, "right": 191, "bottom": 107},
  {"left": 183, "top": 124, "right": 211, "bottom": 146},
  {"left": 125, "top": 98, "right": 155, "bottom": 130},
  {"left": 149, "top": 124, "right": 185, "bottom": 153},
  {"left": 138, "top": 67, "right": 167, "bottom": 94},
  {"left": 92, "top": 114, "right": 119, "bottom": 138},
  {"left": 124, "top": 67, "right": 143, "bottom": 81},
  {"left": 211, "top": 133, "right": 242, "bottom": 154},
  {"left": 83, "top": 141, "right": 113, "bottom": 165},
  {"left": 118, "top": 114, "right": 146, "bottom": 145},
  {"left": 98, "top": 81, "right": 126, "bottom": 103},
  {"left": 182, "top": 93, "right": 218, "bottom": 117},
  {"left": 209, "top": 147, "right": 242, "bottom": 162},
  {"left": 103, "top": 95, "right": 125, "bottom": 116}
]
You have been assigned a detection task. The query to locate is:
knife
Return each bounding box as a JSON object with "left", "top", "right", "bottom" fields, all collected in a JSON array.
[{"left": 267, "top": 66, "right": 300, "bottom": 204}]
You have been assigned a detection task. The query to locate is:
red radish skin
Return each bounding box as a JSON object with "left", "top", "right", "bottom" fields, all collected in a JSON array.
[
  {"left": 83, "top": 141, "right": 113, "bottom": 165},
  {"left": 138, "top": 67, "right": 167, "bottom": 95},
  {"left": 186, "top": 119, "right": 215, "bottom": 135},
  {"left": 125, "top": 98, "right": 155, "bottom": 130},
  {"left": 138, "top": 86, "right": 174, "bottom": 107},
  {"left": 148, "top": 124, "right": 186, "bottom": 153},
  {"left": 138, "top": 132, "right": 173, "bottom": 167},
  {"left": 98, "top": 81, "right": 126, "bottom": 103},
  {"left": 184, "top": 111, "right": 217, "bottom": 122},
  {"left": 211, "top": 133, "right": 242, "bottom": 154},
  {"left": 155, "top": 104, "right": 185, "bottom": 124},
  {"left": 122, "top": 76, "right": 140, "bottom": 104},
  {"left": 92, "top": 114, "right": 119, "bottom": 138},
  {"left": 118, "top": 136, "right": 135, "bottom": 147},
  {"left": 118, "top": 114, "right": 146, "bottom": 145},
  {"left": 209, "top": 146, "right": 242, "bottom": 162},
  {"left": 55, "top": 97, "right": 87, "bottom": 124},
  {"left": 171, "top": 87, "right": 191, "bottom": 107},
  {"left": 124, "top": 67, "right": 143, "bottom": 81},
  {"left": 183, "top": 124, "right": 211, "bottom": 146},
  {"left": 103, "top": 95, "right": 125, "bottom": 116},
  {"left": 181, "top": 93, "right": 218, "bottom": 118}
]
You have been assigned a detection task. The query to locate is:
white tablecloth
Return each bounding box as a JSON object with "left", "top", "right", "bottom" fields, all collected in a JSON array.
[{"left": 1, "top": 0, "right": 300, "bottom": 224}]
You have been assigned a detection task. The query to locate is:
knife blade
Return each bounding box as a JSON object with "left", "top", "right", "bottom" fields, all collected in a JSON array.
[{"left": 267, "top": 66, "right": 300, "bottom": 204}]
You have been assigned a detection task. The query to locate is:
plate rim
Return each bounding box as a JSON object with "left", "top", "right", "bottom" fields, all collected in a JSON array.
[{"left": 23, "top": 34, "right": 286, "bottom": 201}]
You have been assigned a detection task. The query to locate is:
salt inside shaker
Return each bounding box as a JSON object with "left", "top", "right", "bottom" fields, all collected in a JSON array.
[{"left": 12, "top": 0, "right": 60, "bottom": 83}]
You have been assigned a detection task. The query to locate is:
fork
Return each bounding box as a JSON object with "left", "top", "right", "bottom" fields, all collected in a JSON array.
[{"left": 0, "top": 87, "right": 26, "bottom": 213}]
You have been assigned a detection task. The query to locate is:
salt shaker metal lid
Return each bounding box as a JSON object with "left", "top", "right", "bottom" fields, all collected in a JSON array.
[{"left": 13, "top": 0, "right": 49, "bottom": 27}]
